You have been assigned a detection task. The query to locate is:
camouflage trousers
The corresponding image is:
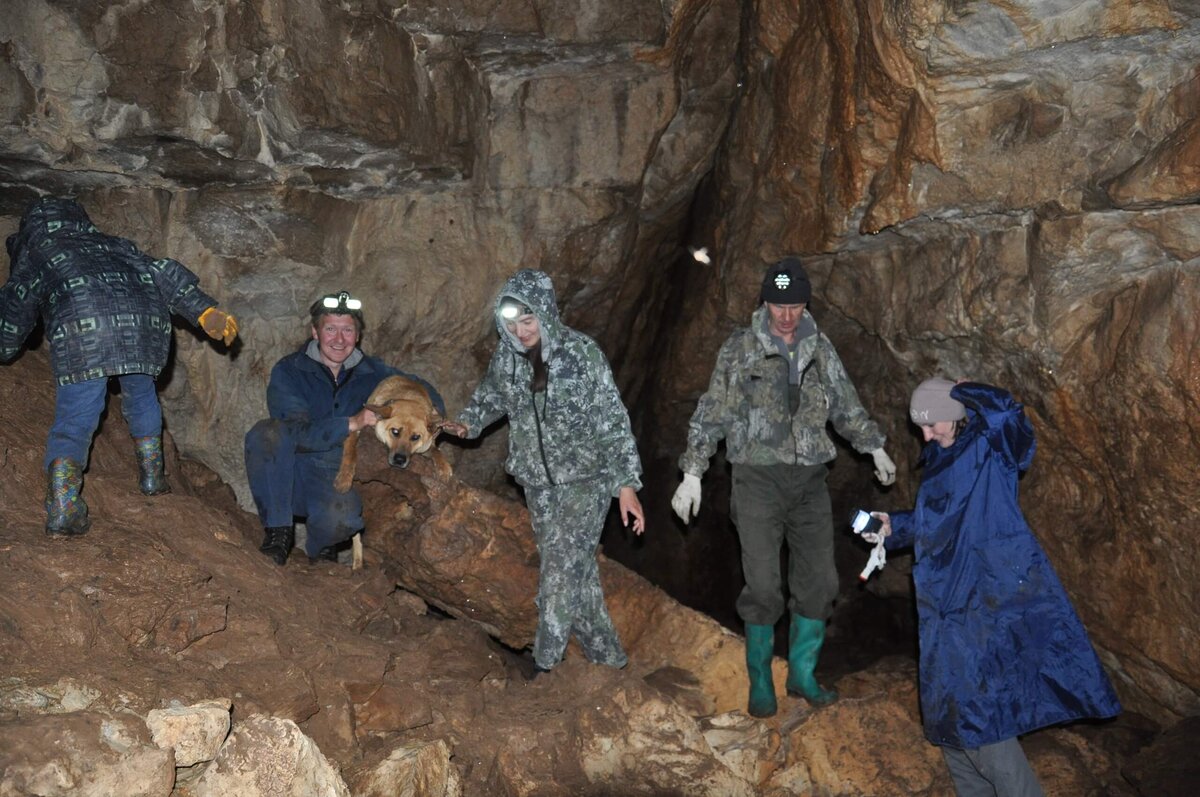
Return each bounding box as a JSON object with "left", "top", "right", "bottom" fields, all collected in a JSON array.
[{"left": 524, "top": 478, "right": 627, "bottom": 671}]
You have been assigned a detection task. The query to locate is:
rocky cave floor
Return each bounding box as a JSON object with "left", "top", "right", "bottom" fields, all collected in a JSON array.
[{"left": 0, "top": 348, "right": 1195, "bottom": 796}]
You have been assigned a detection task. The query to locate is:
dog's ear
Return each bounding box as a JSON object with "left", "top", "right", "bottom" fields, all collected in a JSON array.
[
  {"left": 427, "top": 408, "right": 444, "bottom": 435},
  {"left": 365, "top": 402, "right": 393, "bottom": 419}
]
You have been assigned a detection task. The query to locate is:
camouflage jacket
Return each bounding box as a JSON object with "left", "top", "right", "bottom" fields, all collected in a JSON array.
[
  {"left": 679, "top": 305, "right": 885, "bottom": 477},
  {"left": 1, "top": 198, "right": 217, "bottom": 385},
  {"left": 457, "top": 269, "right": 642, "bottom": 495}
]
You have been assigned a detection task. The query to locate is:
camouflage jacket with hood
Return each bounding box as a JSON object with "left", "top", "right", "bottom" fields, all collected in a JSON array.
[
  {"left": 457, "top": 269, "right": 642, "bottom": 495},
  {"left": 679, "top": 305, "right": 885, "bottom": 477},
  {"left": 1, "top": 197, "right": 217, "bottom": 385}
]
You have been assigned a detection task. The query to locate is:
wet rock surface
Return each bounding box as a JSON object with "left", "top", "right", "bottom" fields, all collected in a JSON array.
[
  {"left": 0, "top": 349, "right": 1165, "bottom": 795},
  {"left": 2, "top": 0, "right": 1199, "bottom": 793}
]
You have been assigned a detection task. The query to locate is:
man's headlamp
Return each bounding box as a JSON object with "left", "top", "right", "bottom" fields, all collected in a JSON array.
[
  {"left": 321, "top": 291, "right": 363, "bottom": 313},
  {"left": 499, "top": 298, "right": 533, "bottom": 321}
]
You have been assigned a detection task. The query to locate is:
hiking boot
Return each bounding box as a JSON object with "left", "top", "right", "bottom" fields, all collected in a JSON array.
[{"left": 259, "top": 525, "right": 294, "bottom": 566}]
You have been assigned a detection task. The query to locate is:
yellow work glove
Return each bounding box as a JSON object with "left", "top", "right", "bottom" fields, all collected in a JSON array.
[{"left": 199, "top": 307, "right": 239, "bottom": 346}]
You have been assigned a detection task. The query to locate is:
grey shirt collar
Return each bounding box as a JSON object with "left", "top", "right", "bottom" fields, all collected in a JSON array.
[
  {"left": 762, "top": 313, "right": 816, "bottom": 385},
  {"left": 305, "top": 339, "right": 364, "bottom": 380}
]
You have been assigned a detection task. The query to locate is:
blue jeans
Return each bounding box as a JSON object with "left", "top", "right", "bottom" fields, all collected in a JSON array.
[
  {"left": 244, "top": 418, "right": 363, "bottom": 557},
  {"left": 46, "top": 374, "right": 161, "bottom": 468}
]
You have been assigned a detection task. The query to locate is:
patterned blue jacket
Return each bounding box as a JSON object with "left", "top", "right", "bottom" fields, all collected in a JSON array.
[{"left": 1, "top": 198, "right": 217, "bottom": 385}]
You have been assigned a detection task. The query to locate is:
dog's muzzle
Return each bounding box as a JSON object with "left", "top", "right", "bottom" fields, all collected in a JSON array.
[{"left": 389, "top": 452, "right": 410, "bottom": 469}]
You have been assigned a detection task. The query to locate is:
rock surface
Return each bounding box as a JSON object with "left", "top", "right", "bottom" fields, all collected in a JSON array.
[
  {"left": 0, "top": 349, "right": 1151, "bottom": 795},
  {"left": 2, "top": 0, "right": 1199, "bottom": 789},
  {"left": 642, "top": 0, "right": 1200, "bottom": 727}
]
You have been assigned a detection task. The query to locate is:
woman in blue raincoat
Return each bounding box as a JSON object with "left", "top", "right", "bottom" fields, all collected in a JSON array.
[{"left": 870, "top": 378, "right": 1120, "bottom": 797}]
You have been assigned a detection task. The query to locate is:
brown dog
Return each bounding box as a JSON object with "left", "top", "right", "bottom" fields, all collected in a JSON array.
[{"left": 334, "top": 374, "right": 447, "bottom": 569}]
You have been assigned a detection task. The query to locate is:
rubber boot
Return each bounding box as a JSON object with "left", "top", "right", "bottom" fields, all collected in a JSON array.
[
  {"left": 134, "top": 435, "right": 171, "bottom": 496},
  {"left": 259, "top": 525, "right": 295, "bottom": 566},
  {"left": 785, "top": 613, "right": 838, "bottom": 706},
  {"left": 45, "top": 458, "right": 91, "bottom": 536},
  {"left": 745, "top": 623, "right": 778, "bottom": 718}
]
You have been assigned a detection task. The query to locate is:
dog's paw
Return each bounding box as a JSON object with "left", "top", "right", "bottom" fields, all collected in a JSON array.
[{"left": 333, "top": 472, "right": 353, "bottom": 494}]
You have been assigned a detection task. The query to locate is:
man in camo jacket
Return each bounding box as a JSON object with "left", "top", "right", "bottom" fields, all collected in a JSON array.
[
  {"left": 671, "top": 257, "right": 896, "bottom": 717},
  {"left": 441, "top": 268, "right": 645, "bottom": 676}
]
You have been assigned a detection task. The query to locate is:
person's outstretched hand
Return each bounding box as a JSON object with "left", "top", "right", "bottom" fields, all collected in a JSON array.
[
  {"left": 199, "top": 307, "right": 238, "bottom": 346},
  {"left": 439, "top": 420, "right": 468, "bottom": 438}
]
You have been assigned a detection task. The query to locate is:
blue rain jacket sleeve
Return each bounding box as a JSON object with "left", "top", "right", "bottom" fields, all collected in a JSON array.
[{"left": 887, "top": 382, "right": 1120, "bottom": 749}]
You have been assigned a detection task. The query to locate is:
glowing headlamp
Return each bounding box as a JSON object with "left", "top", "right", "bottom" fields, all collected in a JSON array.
[
  {"left": 499, "top": 298, "right": 532, "bottom": 321},
  {"left": 321, "top": 291, "right": 363, "bottom": 313}
]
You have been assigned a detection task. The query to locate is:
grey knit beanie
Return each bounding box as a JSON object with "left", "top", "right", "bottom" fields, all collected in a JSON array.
[{"left": 910, "top": 378, "right": 965, "bottom": 424}]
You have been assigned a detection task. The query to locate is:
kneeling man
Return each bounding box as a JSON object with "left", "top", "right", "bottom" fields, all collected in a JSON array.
[{"left": 244, "top": 291, "right": 443, "bottom": 565}]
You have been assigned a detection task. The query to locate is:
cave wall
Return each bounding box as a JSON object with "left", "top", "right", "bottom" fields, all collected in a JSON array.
[
  {"left": 646, "top": 0, "right": 1200, "bottom": 724},
  {"left": 0, "top": 0, "right": 740, "bottom": 494},
  {"left": 2, "top": 0, "right": 1199, "bottom": 726}
]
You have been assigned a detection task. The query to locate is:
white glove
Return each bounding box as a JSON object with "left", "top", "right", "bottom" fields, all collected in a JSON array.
[
  {"left": 671, "top": 474, "right": 702, "bottom": 523},
  {"left": 859, "top": 537, "right": 887, "bottom": 581},
  {"left": 870, "top": 448, "right": 896, "bottom": 486}
]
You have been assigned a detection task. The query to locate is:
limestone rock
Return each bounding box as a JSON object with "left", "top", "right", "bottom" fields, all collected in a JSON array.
[
  {"left": 574, "top": 683, "right": 758, "bottom": 796},
  {"left": 145, "top": 699, "right": 232, "bottom": 767},
  {"left": 642, "top": 665, "right": 716, "bottom": 717},
  {"left": 188, "top": 714, "right": 350, "bottom": 797},
  {"left": 1109, "top": 113, "right": 1200, "bottom": 208},
  {"left": 347, "top": 738, "right": 462, "bottom": 797},
  {"left": 387, "top": 0, "right": 665, "bottom": 44},
  {"left": 777, "top": 666, "right": 948, "bottom": 797},
  {"left": 699, "top": 711, "right": 784, "bottom": 786},
  {"left": 352, "top": 684, "right": 434, "bottom": 737},
  {"left": 0, "top": 711, "right": 175, "bottom": 797},
  {"left": 1120, "top": 715, "right": 1200, "bottom": 797}
]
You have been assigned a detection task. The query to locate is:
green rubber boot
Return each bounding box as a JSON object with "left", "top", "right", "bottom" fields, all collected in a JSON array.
[
  {"left": 745, "top": 623, "right": 778, "bottom": 718},
  {"left": 45, "top": 458, "right": 91, "bottom": 536},
  {"left": 134, "top": 435, "right": 171, "bottom": 496},
  {"left": 785, "top": 614, "right": 838, "bottom": 706}
]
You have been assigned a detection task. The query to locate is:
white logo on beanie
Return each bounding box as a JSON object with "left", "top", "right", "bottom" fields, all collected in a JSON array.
[{"left": 773, "top": 273, "right": 791, "bottom": 290}]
